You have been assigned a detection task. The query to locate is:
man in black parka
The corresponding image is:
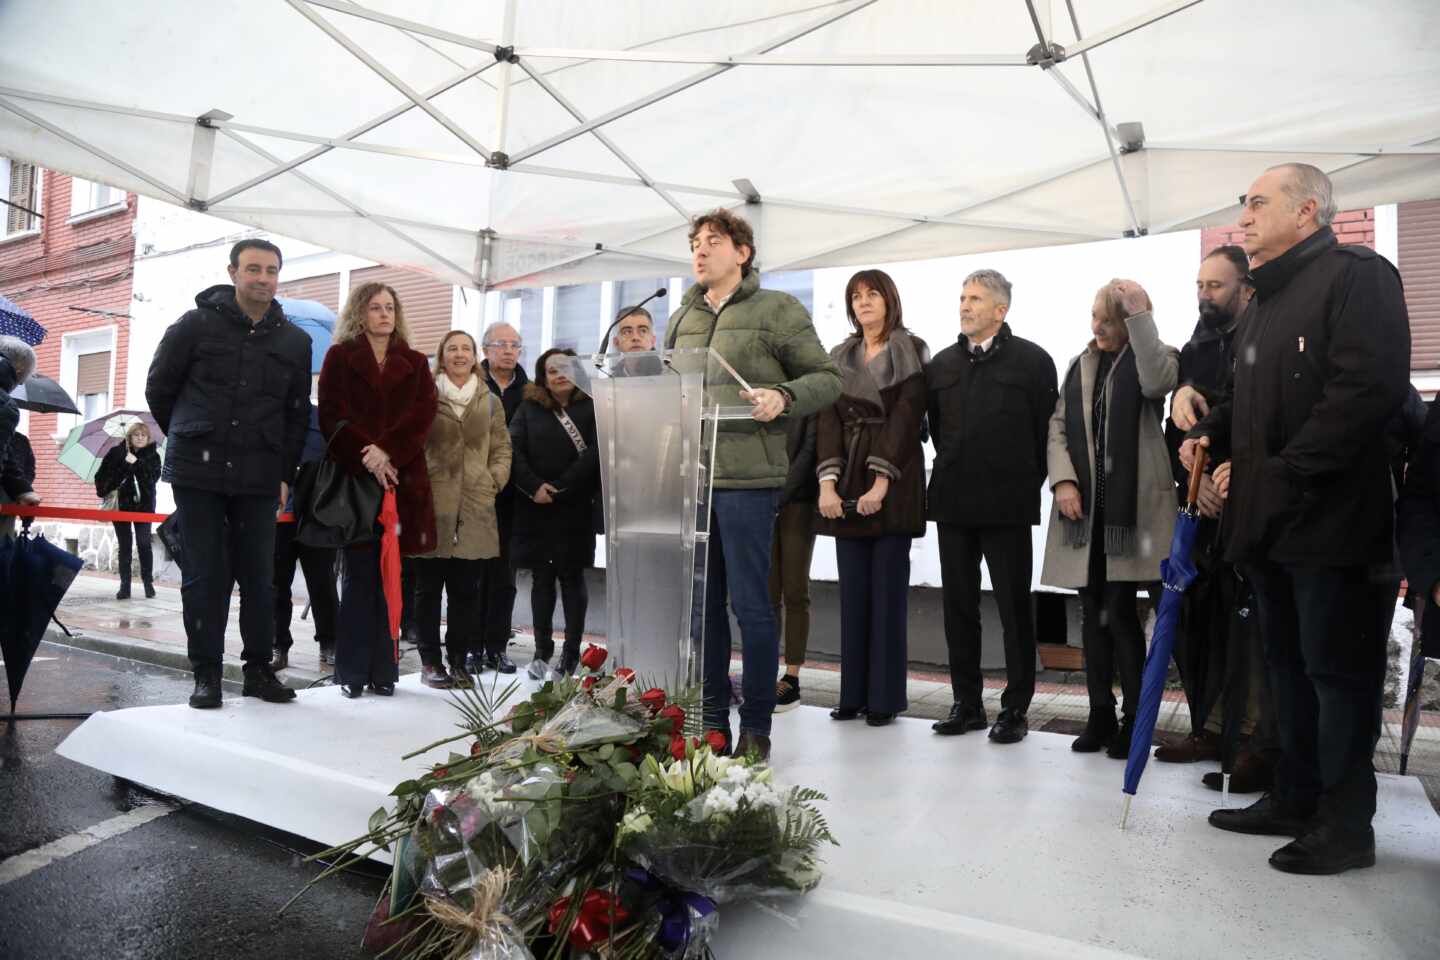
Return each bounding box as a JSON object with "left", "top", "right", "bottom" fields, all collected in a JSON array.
[
  {"left": 1183, "top": 164, "right": 1409, "bottom": 874},
  {"left": 146, "top": 239, "right": 312, "bottom": 709}
]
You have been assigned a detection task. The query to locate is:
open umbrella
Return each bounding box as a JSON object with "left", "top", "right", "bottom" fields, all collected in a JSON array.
[
  {"left": 1, "top": 526, "right": 85, "bottom": 717},
  {"left": 57, "top": 409, "right": 165, "bottom": 482},
  {"left": 1121, "top": 448, "right": 1209, "bottom": 829},
  {"left": 0, "top": 293, "right": 45, "bottom": 346},
  {"left": 378, "top": 488, "right": 402, "bottom": 657},
  {"left": 277, "top": 297, "right": 335, "bottom": 375},
  {"left": 10, "top": 374, "right": 79, "bottom": 415}
]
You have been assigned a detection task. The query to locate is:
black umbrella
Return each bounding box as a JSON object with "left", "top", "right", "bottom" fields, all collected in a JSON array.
[
  {"left": 1, "top": 526, "right": 84, "bottom": 717},
  {"left": 10, "top": 374, "right": 79, "bottom": 415}
]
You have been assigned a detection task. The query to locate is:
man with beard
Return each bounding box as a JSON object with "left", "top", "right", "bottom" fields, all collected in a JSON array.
[{"left": 1157, "top": 247, "right": 1274, "bottom": 794}]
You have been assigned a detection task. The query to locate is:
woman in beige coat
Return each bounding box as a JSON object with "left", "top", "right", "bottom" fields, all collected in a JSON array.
[
  {"left": 412, "top": 330, "right": 512, "bottom": 688},
  {"left": 1041, "top": 279, "right": 1178, "bottom": 759}
]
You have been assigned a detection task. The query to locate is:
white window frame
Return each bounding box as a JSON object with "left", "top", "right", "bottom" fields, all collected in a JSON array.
[
  {"left": 68, "top": 176, "right": 126, "bottom": 224},
  {"left": 0, "top": 156, "right": 44, "bottom": 244},
  {"left": 55, "top": 325, "right": 117, "bottom": 440}
]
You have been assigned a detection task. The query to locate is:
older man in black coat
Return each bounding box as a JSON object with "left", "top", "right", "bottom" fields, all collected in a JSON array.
[
  {"left": 1182, "top": 163, "right": 1409, "bottom": 875},
  {"left": 926, "top": 269, "right": 1058, "bottom": 745},
  {"left": 146, "top": 239, "right": 312, "bottom": 710}
]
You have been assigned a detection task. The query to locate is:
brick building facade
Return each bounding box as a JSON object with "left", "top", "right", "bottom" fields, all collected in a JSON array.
[{"left": 2, "top": 160, "right": 136, "bottom": 507}]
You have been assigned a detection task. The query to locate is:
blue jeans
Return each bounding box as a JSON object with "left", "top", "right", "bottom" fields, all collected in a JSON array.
[{"left": 701, "top": 488, "right": 781, "bottom": 738}]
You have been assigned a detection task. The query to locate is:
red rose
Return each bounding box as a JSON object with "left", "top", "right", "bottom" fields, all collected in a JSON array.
[
  {"left": 433, "top": 767, "right": 450, "bottom": 778},
  {"left": 580, "top": 644, "right": 608, "bottom": 671},
  {"left": 614, "top": 667, "right": 636, "bottom": 684},
  {"left": 669, "top": 734, "right": 687, "bottom": 761},
  {"left": 581, "top": 675, "right": 599, "bottom": 691},
  {"left": 639, "top": 688, "right": 667, "bottom": 713},
  {"left": 703, "top": 730, "right": 728, "bottom": 754},
  {"left": 657, "top": 703, "right": 685, "bottom": 732}
]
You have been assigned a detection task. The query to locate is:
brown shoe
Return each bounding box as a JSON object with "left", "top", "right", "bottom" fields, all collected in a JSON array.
[
  {"left": 1202, "top": 750, "right": 1274, "bottom": 794},
  {"left": 1153, "top": 730, "right": 1220, "bottom": 764},
  {"left": 421, "top": 664, "right": 453, "bottom": 689}
]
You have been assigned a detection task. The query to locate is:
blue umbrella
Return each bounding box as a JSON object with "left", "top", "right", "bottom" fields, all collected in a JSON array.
[
  {"left": 0, "top": 292, "right": 46, "bottom": 345},
  {"left": 277, "top": 297, "right": 335, "bottom": 374},
  {"left": 1121, "top": 448, "right": 1210, "bottom": 828}
]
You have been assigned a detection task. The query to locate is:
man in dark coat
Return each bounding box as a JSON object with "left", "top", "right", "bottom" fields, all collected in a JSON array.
[
  {"left": 146, "top": 239, "right": 312, "bottom": 709},
  {"left": 479, "top": 321, "right": 530, "bottom": 675},
  {"left": 1182, "top": 163, "right": 1410, "bottom": 874},
  {"left": 926, "top": 269, "right": 1058, "bottom": 745}
]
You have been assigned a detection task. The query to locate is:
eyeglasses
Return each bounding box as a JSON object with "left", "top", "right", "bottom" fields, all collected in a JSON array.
[{"left": 484, "top": 340, "right": 523, "bottom": 350}]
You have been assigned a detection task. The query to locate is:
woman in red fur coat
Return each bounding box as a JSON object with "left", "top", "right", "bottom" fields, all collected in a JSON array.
[{"left": 318, "top": 281, "right": 437, "bottom": 697}]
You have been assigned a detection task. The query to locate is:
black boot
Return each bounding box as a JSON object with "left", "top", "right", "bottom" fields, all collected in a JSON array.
[
  {"left": 1105, "top": 717, "right": 1136, "bottom": 759},
  {"left": 189, "top": 665, "right": 222, "bottom": 709},
  {"left": 1072, "top": 711, "right": 1117, "bottom": 753},
  {"left": 116, "top": 582, "right": 131, "bottom": 600},
  {"left": 143, "top": 580, "right": 157, "bottom": 599},
  {"left": 242, "top": 664, "right": 297, "bottom": 703},
  {"left": 1269, "top": 822, "right": 1376, "bottom": 875}
]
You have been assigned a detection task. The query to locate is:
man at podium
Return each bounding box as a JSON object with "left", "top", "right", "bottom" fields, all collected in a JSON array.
[
  {"left": 607, "top": 305, "right": 665, "bottom": 378},
  {"left": 664, "top": 209, "right": 842, "bottom": 760}
]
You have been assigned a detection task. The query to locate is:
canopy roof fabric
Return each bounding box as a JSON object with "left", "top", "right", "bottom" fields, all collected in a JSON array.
[{"left": 1, "top": 1, "right": 1437, "bottom": 290}]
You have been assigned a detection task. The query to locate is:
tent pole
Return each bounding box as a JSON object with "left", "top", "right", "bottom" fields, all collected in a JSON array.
[
  {"left": 509, "top": 0, "right": 878, "bottom": 165},
  {"left": 285, "top": 0, "right": 493, "bottom": 161},
  {"left": 300, "top": 0, "right": 498, "bottom": 54},
  {"left": 186, "top": 109, "right": 231, "bottom": 208},
  {"left": 0, "top": 96, "right": 187, "bottom": 204},
  {"left": 493, "top": 0, "right": 518, "bottom": 159},
  {"left": 1064, "top": 0, "right": 1204, "bottom": 59}
]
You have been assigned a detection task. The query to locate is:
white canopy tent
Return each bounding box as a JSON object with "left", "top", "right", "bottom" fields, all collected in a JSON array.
[{"left": 1, "top": 0, "right": 1437, "bottom": 290}]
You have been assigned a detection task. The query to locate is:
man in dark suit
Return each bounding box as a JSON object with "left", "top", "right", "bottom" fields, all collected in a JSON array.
[{"left": 926, "top": 270, "right": 1058, "bottom": 745}]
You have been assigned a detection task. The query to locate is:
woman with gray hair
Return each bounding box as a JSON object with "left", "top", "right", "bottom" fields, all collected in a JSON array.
[{"left": 0, "top": 335, "right": 37, "bottom": 462}]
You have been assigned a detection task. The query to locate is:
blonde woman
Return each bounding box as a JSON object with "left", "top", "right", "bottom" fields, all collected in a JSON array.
[
  {"left": 95, "top": 421, "right": 163, "bottom": 599},
  {"left": 413, "top": 330, "right": 512, "bottom": 688},
  {"left": 317, "top": 282, "right": 438, "bottom": 698}
]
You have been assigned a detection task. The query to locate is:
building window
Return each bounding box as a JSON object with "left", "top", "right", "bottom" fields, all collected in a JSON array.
[
  {"left": 76, "top": 350, "right": 113, "bottom": 419},
  {"left": 501, "top": 289, "right": 543, "bottom": 369},
  {"left": 553, "top": 283, "right": 602, "bottom": 354},
  {"left": 1, "top": 157, "right": 42, "bottom": 239},
  {"left": 57, "top": 326, "right": 117, "bottom": 436},
  {"left": 69, "top": 177, "right": 126, "bottom": 219}
]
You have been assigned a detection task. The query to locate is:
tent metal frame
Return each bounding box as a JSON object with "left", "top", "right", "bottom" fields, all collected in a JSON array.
[{"left": 6, "top": 0, "right": 1428, "bottom": 290}]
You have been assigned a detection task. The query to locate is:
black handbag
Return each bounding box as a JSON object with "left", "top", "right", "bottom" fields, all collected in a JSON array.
[
  {"left": 295, "top": 419, "right": 383, "bottom": 549},
  {"left": 156, "top": 511, "right": 185, "bottom": 570}
]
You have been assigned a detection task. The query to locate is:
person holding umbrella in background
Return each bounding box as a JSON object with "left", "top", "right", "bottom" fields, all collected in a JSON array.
[
  {"left": 94, "top": 420, "right": 162, "bottom": 599},
  {"left": 1, "top": 336, "right": 42, "bottom": 541}
]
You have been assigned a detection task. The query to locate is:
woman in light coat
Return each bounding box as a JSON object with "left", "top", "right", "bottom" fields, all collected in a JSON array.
[
  {"left": 413, "top": 330, "right": 512, "bottom": 688},
  {"left": 1041, "top": 279, "right": 1179, "bottom": 760}
]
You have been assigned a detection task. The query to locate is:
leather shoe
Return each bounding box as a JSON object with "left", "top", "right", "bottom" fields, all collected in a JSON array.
[
  {"left": 144, "top": 583, "right": 157, "bottom": 599},
  {"left": 447, "top": 661, "right": 475, "bottom": 689},
  {"left": 341, "top": 683, "right": 364, "bottom": 699},
  {"left": 865, "top": 712, "right": 895, "bottom": 727},
  {"left": 1269, "top": 823, "right": 1375, "bottom": 875},
  {"left": 269, "top": 648, "right": 290, "bottom": 672},
  {"left": 242, "top": 666, "right": 296, "bottom": 703},
  {"left": 463, "top": 652, "right": 484, "bottom": 676},
  {"left": 485, "top": 652, "right": 518, "bottom": 675},
  {"left": 1208, "top": 793, "right": 1314, "bottom": 838},
  {"left": 932, "top": 702, "right": 987, "bottom": 736},
  {"left": 988, "top": 709, "right": 1028, "bottom": 744},
  {"left": 734, "top": 732, "right": 771, "bottom": 761},
  {"left": 1154, "top": 730, "right": 1221, "bottom": 764},
  {"left": 421, "top": 664, "right": 453, "bottom": 689},
  {"left": 369, "top": 681, "right": 395, "bottom": 696},
  {"left": 1202, "top": 751, "right": 1274, "bottom": 794},
  {"left": 188, "top": 667, "right": 222, "bottom": 709},
  {"left": 830, "top": 706, "right": 863, "bottom": 721},
  {"left": 115, "top": 586, "right": 131, "bottom": 600}
]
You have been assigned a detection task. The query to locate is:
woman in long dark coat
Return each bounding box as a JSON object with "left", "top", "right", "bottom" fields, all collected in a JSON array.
[
  {"left": 815, "top": 269, "right": 928, "bottom": 726},
  {"left": 508, "top": 347, "right": 600, "bottom": 677},
  {"left": 318, "top": 281, "right": 438, "bottom": 698},
  {"left": 95, "top": 420, "right": 162, "bottom": 599}
]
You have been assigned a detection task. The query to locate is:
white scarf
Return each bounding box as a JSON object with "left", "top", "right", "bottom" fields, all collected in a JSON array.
[{"left": 436, "top": 372, "right": 479, "bottom": 418}]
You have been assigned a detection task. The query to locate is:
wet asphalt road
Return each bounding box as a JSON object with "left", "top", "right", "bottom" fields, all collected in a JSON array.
[{"left": 0, "top": 643, "right": 386, "bottom": 959}]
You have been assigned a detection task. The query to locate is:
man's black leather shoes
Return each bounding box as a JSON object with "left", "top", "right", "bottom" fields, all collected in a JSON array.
[
  {"left": 242, "top": 666, "right": 296, "bottom": 703},
  {"left": 988, "top": 709, "right": 1028, "bottom": 744},
  {"left": 932, "top": 702, "right": 987, "bottom": 736},
  {"left": 341, "top": 683, "right": 364, "bottom": 699},
  {"left": 830, "top": 707, "right": 862, "bottom": 721},
  {"left": 865, "top": 712, "right": 895, "bottom": 727},
  {"left": 369, "top": 682, "right": 395, "bottom": 696},
  {"left": 485, "top": 652, "right": 518, "bottom": 675},
  {"left": 1208, "top": 793, "right": 1314, "bottom": 838},
  {"left": 188, "top": 667, "right": 222, "bottom": 709},
  {"left": 1269, "top": 823, "right": 1375, "bottom": 875}
]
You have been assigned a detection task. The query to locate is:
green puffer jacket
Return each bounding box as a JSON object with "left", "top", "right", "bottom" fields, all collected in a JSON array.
[{"left": 665, "top": 271, "right": 841, "bottom": 488}]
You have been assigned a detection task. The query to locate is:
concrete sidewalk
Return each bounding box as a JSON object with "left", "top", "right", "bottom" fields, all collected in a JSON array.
[{"left": 47, "top": 571, "right": 1440, "bottom": 811}]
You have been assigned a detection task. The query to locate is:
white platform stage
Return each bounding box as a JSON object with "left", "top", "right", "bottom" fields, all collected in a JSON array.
[{"left": 57, "top": 675, "right": 1440, "bottom": 959}]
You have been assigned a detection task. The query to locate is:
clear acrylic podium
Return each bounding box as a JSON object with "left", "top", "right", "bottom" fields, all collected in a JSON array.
[{"left": 566, "top": 349, "right": 754, "bottom": 688}]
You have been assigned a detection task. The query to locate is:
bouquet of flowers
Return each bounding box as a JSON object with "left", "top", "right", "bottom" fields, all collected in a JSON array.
[{"left": 289, "top": 645, "right": 835, "bottom": 960}]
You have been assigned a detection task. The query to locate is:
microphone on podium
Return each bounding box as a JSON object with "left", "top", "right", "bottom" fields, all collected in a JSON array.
[{"left": 598, "top": 287, "right": 667, "bottom": 365}]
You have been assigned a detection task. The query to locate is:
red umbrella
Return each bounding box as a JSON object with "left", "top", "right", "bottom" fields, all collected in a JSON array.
[{"left": 378, "top": 488, "right": 402, "bottom": 660}]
